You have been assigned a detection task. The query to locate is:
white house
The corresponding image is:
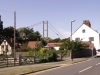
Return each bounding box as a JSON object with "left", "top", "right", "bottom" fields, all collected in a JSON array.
[
  {"left": 0, "top": 38, "right": 20, "bottom": 55},
  {"left": 72, "top": 20, "right": 100, "bottom": 50}
]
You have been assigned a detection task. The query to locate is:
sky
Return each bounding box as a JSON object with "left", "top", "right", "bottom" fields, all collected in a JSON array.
[{"left": 0, "top": 0, "right": 100, "bottom": 39}]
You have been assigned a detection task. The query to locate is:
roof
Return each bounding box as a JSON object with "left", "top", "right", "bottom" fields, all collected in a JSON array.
[
  {"left": 46, "top": 43, "right": 63, "bottom": 47},
  {"left": 81, "top": 41, "right": 95, "bottom": 49},
  {"left": 2, "top": 38, "right": 19, "bottom": 48},
  {"left": 27, "top": 41, "right": 41, "bottom": 49},
  {"left": 72, "top": 24, "right": 99, "bottom": 36}
]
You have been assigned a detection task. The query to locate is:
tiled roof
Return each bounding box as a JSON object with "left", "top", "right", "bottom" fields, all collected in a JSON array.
[
  {"left": 81, "top": 41, "right": 95, "bottom": 49},
  {"left": 28, "top": 41, "right": 41, "bottom": 49},
  {"left": 47, "top": 43, "right": 63, "bottom": 47},
  {"left": 3, "top": 38, "right": 20, "bottom": 48}
]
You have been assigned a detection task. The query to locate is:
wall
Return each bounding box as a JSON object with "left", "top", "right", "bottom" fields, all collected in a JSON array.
[
  {"left": 0, "top": 40, "right": 12, "bottom": 55},
  {"left": 72, "top": 24, "right": 100, "bottom": 50}
]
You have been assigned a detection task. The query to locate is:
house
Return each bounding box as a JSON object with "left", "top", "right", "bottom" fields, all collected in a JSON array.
[
  {"left": 0, "top": 38, "right": 20, "bottom": 55},
  {"left": 72, "top": 20, "right": 100, "bottom": 50},
  {"left": 27, "top": 41, "right": 41, "bottom": 49},
  {"left": 44, "top": 43, "right": 63, "bottom": 50}
]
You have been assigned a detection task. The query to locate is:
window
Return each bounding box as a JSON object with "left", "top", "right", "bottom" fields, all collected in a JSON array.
[
  {"left": 82, "top": 29, "right": 85, "bottom": 33},
  {"left": 6, "top": 45, "right": 8, "bottom": 50},
  {"left": 75, "top": 38, "right": 80, "bottom": 41},
  {"left": 89, "top": 37, "right": 94, "bottom": 41},
  {"left": 1, "top": 45, "right": 4, "bottom": 51}
]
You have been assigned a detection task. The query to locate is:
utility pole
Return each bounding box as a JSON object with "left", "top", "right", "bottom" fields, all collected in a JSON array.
[
  {"left": 43, "top": 21, "right": 48, "bottom": 38},
  {"left": 14, "top": 11, "right": 16, "bottom": 66}
]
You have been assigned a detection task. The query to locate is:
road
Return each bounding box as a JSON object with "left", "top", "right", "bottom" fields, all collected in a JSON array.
[{"left": 33, "top": 58, "right": 100, "bottom": 75}]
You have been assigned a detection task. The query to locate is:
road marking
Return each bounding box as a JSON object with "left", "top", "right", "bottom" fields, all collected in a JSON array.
[
  {"left": 96, "top": 63, "right": 100, "bottom": 65},
  {"left": 79, "top": 66, "right": 92, "bottom": 73}
]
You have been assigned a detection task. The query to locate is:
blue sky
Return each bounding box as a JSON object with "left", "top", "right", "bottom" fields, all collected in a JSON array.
[{"left": 0, "top": 0, "right": 100, "bottom": 39}]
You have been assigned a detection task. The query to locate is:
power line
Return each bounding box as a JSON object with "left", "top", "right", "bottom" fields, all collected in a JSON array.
[
  {"left": 0, "top": 9, "right": 13, "bottom": 13},
  {"left": 26, "top": 21, "right": 43, "bottom": 28},
  {"left": 48, "top": 25, "right": 63, "bottom": 39},
  {"left": 48, "top": 22, "right": 65, "bottom": 38}
]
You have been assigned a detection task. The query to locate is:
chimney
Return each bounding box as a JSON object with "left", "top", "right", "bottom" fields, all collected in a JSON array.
[{"left": 83, "top": 20, "right": 91, "bottom": 27}]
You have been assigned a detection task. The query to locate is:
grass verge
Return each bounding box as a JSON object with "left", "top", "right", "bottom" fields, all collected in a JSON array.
[{"left": 0, "top": 66, "right": 58, "bottom": 75}]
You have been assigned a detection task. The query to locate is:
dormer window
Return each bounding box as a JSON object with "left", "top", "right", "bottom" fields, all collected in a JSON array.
[{"left": 82, "top": 29, "right": 85, "bottom": 33}]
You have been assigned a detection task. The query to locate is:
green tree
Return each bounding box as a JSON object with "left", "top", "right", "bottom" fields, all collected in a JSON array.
[
  {"left": 3, "top": 26, "right": 19, "bottom": 38},
  {"left": 0, "top": 17, "right": 3, "bottom": 42},
  {"left": 41, "top": 37, "right": 52, "bottom": 43},
  {"left": 18, "top": 27, "right": 41, "bottom": 41},
  {"left": 49, "top": 38, "right": 61, "bottom": 43},
  {"left": 16, "top": 43, "right": 30, "bottom": 52}
]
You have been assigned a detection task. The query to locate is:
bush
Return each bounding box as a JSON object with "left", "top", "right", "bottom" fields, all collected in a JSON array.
[
  {"left": 47, "top": 50, "right": 58, "bottom": 62},
  {"left": 39, "top": 59, "right": 48, "bottom": 63}
]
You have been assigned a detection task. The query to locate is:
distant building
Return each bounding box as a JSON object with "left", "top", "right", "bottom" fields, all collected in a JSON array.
[
  {"left": 44, "top": 43, "right": 63, "bottom": 50},
  {"left": 27, "top": 41, "right": 41, "bottom": 49},
  {"left": 0, "top": 38, "right": 20, "bottom": 55}
]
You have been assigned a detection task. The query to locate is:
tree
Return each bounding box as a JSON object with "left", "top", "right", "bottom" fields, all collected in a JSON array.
[
  {"left": 41, "top": 37, "right": 52, "bottom": 43},
  {"left": 17, "top": 27, "right": 34, "bottom": 39},
  {"left": 49, "top": 38, "right": 61, "bottom": 43},
  {"left": 16, "top": 43, "right": 30, "bottom": 52},
  {"left": 18, "top": 27, "right": 41, "bottom": 41},
  {"left": 0, "top": 19, "right": 3, "bottom": 42},
  {"left": 3, "top": 26, "right": 19, "bottom": 38},
  {"left": 27, "top": 31, "right": 41, "bottom": 41}
]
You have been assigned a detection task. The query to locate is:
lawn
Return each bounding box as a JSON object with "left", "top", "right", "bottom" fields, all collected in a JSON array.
[{"left": 0, "top": 66, "right": 57, "bottom": 75}]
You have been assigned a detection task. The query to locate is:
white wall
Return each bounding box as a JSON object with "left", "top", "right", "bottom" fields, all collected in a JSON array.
[
  {"left": 54, "top": 47, "right": 60, "bottom": 50},
  {"left": 0, "top": 40, "right": 12, "bottom": 55},
  {"left": 72, "top": 24, "right": 100, "bottom": 50}
]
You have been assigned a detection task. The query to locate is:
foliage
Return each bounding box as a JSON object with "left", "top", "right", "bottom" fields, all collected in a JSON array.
[
  {"left": 39, "top": 48, "right": 48, "bottom": 54},
  {"left": 24, "top": 49, "right": 35, "bottom": 56},
  {"left": 16, "top": 43, "right": 30, "bottom": 52},
  {"left": 17, "top": 27, "right": 41, "bottom": 42},
  {"left": 60, "top": 38, "right": 88, "bottom": 51},
  {"left": 3, "top": 26, "right": 19, "bottom": 38},
  {"left": 47, "top": 50, "right": 58, "bottom": 62},
  {"left": 41, "top": 37, "right": 52, "bottom": 43},
  {"left": 17, "top": 27, "right": 34, "bottom": 39},
  {"left": 0, "top": 20, "right": 3, "bottom": 42},
  {"left": 49, "top": 38, "right": 61, "bottom": 43}
]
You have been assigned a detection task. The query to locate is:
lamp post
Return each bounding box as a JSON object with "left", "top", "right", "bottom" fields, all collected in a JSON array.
[{"left": 71, "top": 20, "right": 75, "bottom": 61}]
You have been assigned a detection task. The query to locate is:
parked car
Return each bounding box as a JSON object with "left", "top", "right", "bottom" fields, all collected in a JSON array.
[{"left": 96, "top": 49, "right": 100, "bottom": 57}]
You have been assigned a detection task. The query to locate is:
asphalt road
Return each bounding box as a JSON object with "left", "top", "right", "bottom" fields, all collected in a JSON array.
[{"left": 34, "top": 58, "right": 100, "bottom": 75}]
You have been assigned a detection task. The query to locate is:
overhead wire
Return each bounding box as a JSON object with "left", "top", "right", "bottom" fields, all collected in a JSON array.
[
  {"left": 27, "top": 21, "right": 43, "bottom": 28},
  {"left": 48, "top": 22, "right": 65, "bottom": 38},
  {"left": 0, "top": 9, "right": 14, "bottom": 13},
  {"left": 48, "top": 25, "right": 63, "bottom": 39}
]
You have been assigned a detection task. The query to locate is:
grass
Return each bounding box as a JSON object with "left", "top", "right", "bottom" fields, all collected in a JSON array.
[{"left": 0, "top": 66, "right": 56, "bottom": 75}]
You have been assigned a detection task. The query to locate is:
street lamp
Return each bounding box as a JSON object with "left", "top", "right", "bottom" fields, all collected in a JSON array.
[{"left": 71, "top": 20, "right": 75, "bottom": 61}]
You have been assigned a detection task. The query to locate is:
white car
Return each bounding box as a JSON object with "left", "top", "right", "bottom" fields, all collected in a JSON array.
[{"left": 96, "top": 49, "right": 100, "bottom": 57}]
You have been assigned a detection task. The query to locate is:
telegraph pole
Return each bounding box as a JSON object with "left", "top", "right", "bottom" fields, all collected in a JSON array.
[{"left": 14, "top": 11, "right": 16, "bottom": 66}]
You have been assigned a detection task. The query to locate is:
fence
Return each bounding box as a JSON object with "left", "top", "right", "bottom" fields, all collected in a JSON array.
[{"left": 0, "top": 54, "right": 36, "bottom": 68}]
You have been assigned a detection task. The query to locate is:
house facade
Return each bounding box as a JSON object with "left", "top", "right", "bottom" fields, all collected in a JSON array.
[
  {"left": 72, "top": 20, "right": 100, "bottom": 50},
  {"left": 0, "top": 38, "right": 20, "bottom": 55}
]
